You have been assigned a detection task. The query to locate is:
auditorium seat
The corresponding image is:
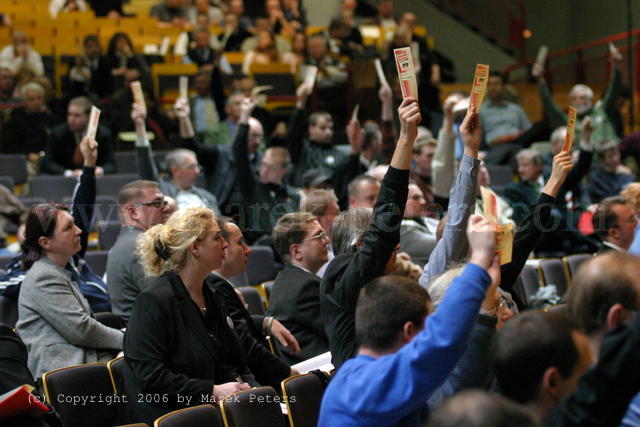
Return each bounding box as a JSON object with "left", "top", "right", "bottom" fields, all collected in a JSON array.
[
  {"left": 0, "top": 154, "right": 27, "bottom": 185},
  {"left": 0, "top": 176, "right": 14, "bottom": 192},
  {"left": 30, "top": 175, "right": 77, "bottom": 202}
]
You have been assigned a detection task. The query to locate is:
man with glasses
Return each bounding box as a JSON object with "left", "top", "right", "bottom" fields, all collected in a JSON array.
[
  {"left": 106, "top": 180, "right": 171, "bottom": 322},
  {"left": 268, "top": 212, "right": 331, "bottom": 363},
  {"left": 592, "top": 196, "right": 638, "bottom": 253}
]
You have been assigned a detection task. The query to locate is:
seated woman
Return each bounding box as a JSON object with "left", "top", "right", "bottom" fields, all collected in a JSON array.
[
  {"left": 16, "top": 203, "right": 124, "bottom": 380},
  {"left": 106, "top": 32, "right": 150, "bottom": 93},
  {"left": 242, "top": 30, "right": 282, "bottom": 75},
  {"left": 120, "top": 207, "right": 257, "bottom": 424}
]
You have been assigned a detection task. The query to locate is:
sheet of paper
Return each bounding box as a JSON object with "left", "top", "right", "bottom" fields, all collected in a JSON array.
[
  {"left": 469, "top": 64, "right": 489, "bottom": 110},
  {"left": 179, "top": 75, "right": 189, "bottom": 99},
  {"left": 535, "top": 45, "right": 548, "bottom": 67},
  {"left": 496, "top": 223, "right": 513, "bottom": 265},
  {"left": 303, "top": 65, "right": 318, "bottom": 89},
  {"left": 563, "top": 106, "right": 577, "bottom": 152},
  {"left": 291, "top": 351, "right": 334, "bottom": 374},
  {"left": 130, "top": 81, "right": 146, "bottom": 110},
  {"left": 86, "top": 105, "right": 101, "bottom": 140},
  {"left": 374, "top": 58, "right": 389, "bottom": 88},
  {"left": 159, "top": 36, "right": 170, "bottom": 56},
  {"left": 351, "top": 104, "right": 360, "bottom": 122},
  {"left": 394, "top": 47, "right": 418, "bottom": 99}
]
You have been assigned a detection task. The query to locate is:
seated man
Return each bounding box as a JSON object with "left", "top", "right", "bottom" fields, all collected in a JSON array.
[
  {"left": 188, "top": 70, "right": 220, "bottom": 134},
  {"left": 200, "top": 92, "right": 244, "bottom": 146},
  {"left": 319, "top": 214, "right": 497, "bottom": 425},
  {"left": 400, "top": 182, "right": 437, "bottom": 266},
  {"left": 268, "top": 212, "right": 330, "bottom": 363},
  {"left": 0, "top": 30, "right": 44, "bottom": 77},
  {"left": 493, "top": 311, "right": 592, "bottom": 424},
  {"left": 40, "top": 96, "right": 115, "bottom": 175},
  {"left": 479, "top": 71, "right": 531, "bottom": 165},
  {"left": 106, "top": 180, "right": 171, "bottom": 321},
  {"left": 132, "top": 102, "right": 220, "bottom": 213},
  {"left": 589, "top": 141, "right": 634, "bottom": 203},
  {"left": 206, "top": 216, "right": 299, "bottom": 388},
  {"left": 591, "top": 196, "right": 637, "bottom": 253},
  {"left": 234, "top": 97, "right": 300, "bottom": 244}
]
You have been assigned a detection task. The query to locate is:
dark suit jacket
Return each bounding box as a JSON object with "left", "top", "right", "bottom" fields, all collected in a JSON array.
[
  {"left": 120, "top": 271, "right": 258, "bottom": 425},
  {"left": 267, "top": 264, "right": 329, "bottom": 364},
  {"left": 206, "top": 273, "right": 292, "bottom": 388},
  {"left": 320, "top": 167, "right": 409, "bottom": 369},
  {"left": 40, "top": 123, "right": 115, "bottom": 174}
]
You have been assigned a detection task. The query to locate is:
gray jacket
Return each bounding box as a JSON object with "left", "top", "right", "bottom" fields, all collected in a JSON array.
[
  {"left": 106, "top": 226, "right": 147, "bottom": 321},
  {"left": 17, "top": 256, "right": 123, "bottom": 379}
]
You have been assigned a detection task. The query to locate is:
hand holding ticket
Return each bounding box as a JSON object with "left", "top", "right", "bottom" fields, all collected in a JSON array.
[
  {"left": 480, "top": 186, "right": 513, "bottom": 265},
  {"left": 393, "top": 47, "right": 418, "bottom": 100},
  {"left": 562, "top": 106, "right": 577, "bottom": 152},
  {"left": 469, "top": 64, "right": 489, "bottom": 110}
]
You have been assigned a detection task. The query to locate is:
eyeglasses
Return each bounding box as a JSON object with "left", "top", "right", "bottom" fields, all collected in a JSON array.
[
  {"left": 304, "top": 231, "right": 328, "bottom": 242},
  {"left": 133, "top": 199, "right": 168, "bottom": 208}
]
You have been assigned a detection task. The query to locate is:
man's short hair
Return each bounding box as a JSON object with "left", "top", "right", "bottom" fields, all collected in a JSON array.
[
  {"left": 165, "top": 149, "right": 197, "bottom": 174},
  {"left": 83, "top": 34, "right": 99, "bottom": 46},
  {"left": 117, "top": 180, "right": 160, "bottom": 207},
  {"left": 300, "top": 189, "right": 338, "bottom": 216},
  {"left": 68, "top": 96, "right": 92, "bottom": 114},
  {"left": 493, "top": 311, "right": 580, "bottom": 404},
  {"left": 515, "top": 148, "right": 543, "bottom": 165},
  {"left": 489, "top": 70, "right": 506, "bottom": 83},
  {"left": 427, "top": 390, "right": 538, "bottom": 427},
  {"left": 550, "top": 126, "right": 567, "bottom": 144},
  {"left": 362, "top": 122, "right": 381, "bottom": 151},
  {"left": 272, "top": 211, "right": 316, "bottom": 262},
  {"left": 567, "top": 252, "right": 640, "bottom": 335},
  {"left": 265, "top": 146, "right": 291, "bottom": 168},
  {"left": 412, "top": 137, "right": 437, "bottom": 155},
  {"left": 309, "top": 111, "right": 332, "bottom": 126},
  {"left": 591, "top": 196, "right": 630, "bottom": 241},
  {"left": 348, "top": 175, "right": 379, "bottom": 198},
  {"left": 331, "top": 207, "right": 372, "bottom": 255},
  {"left": 20, "top": 81, "right": 44, "bottom": 98},
  {"left": 355, "top": 275, "right": 429, "bottom": 352},
  {"left": 569, "top": 84, "right": 594, "bottom": 100}
]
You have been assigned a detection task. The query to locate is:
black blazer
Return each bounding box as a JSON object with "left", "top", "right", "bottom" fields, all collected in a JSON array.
[
  {"left": 40, "top": 123, "right": 115, "bottom": 174},
  {"left": 206, "top": 273, "right": 292, "bottom": 388},
  {"left": 119, "top": 271, "right": 257, "bottom": 425},
  {"left": 268, "top": 264, "right": 328, "bottom": 364}
]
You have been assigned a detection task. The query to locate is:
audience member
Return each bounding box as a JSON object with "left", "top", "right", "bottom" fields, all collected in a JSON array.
[
  {"left": 242, "top": 30, "right": 282, "bottom": 75},
  {"left": 106, "top": 32, "right": 150, "bottom": 92},
  {"left": 186, "top": 0, "right": 224, "bottom": 26},
  {"left": 150, "top": 0, "right": 188, "bottom": 26},
  {"left": 591, "top": 196, "right": 637, "bottom": 253},
  {"left": 188, "top": 70, "right": 220, "bottom": 134},
  {"left": 40, "top": 96, "right": 115, "bottom": 175},
  {"left": 183, "top": 26, "right": 219, "bottom": 69},
  {"left": 234, "top": 97, "right": 300, "bottom": 244},
  {"left": 221, "top": 12, "right": 253, "bottom": 52},
  {"left": 589, "top": 141, "right": 634, "bottom": 203},
  {"left": 493, "top": 311, "right": 592, "bottom": 424},
  {"left": 0, "top": 31, "right": 44, "bottom": 78},
  {"left": 4, "top": 81, "right": 60, "bottom": 161},
  {"left": 241, "top": 17, "right": 292, "bottom": 54},
  {"left": 400, "top": 182, "right": 437, "bottom": 266},
  {"left": 120, "top": 207, "right": 256, "bottom": 424},
  {"left": 200, "top": 92, "right": 243, "bottom": 146},
  {"left": 269, "top": 212, "right": 330, "bottom": 363},
  {"left": 282, "top": 31, "right": 307, "bottom": 74},
  {"left": 348, "top": 175, "right": 380, "bottom": 209},
  {"left": 134, "top": 103, "right": 220, "bottom": 212},
  {"left": 480, "top": 71, "right": 532, "bottom": 165},
  {"left": 68, "top": 35, "right": 113, "bottom": 98},
  {"left": 319, "top": 213, "right": 497, "bottom": 425},
  {"left": 106, "top": 180, "right": 171, "bottom": 321},
  {"left": 300, "top": 189, "right": 341, "bottom": 235},
  {"left": 49, "top": 0, "right": 88, "bottom": 19},
  {"left": 621, "top": 183, "right": 640, "bottom": 256}
]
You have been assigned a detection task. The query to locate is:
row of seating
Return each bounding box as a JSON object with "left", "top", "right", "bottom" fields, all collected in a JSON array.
[
  {"left": 40, "top": 358, "right": 328, "bottom": 427},
  {"left": 514, "top": 254, "right": 592, "bottom": 306}
]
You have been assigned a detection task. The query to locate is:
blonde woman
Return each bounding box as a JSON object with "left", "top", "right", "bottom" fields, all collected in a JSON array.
[
  {"left": 621, "top": 183, "right": 640, "bottom": 255},
  {"left": 119, "top": 207, "right": 255, "bottom": 425}
]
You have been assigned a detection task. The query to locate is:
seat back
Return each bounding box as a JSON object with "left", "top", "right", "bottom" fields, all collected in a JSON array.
[
  {"left": 107, "top": 356, "right": 125, "bottom": 395},
  {"left": 515, "top": 265, "right": 541, "bottom": 307},
  {"left": 538, "top": 258, "right": 569, "bottom": 297},
  {"left": 30, "top": 175, "right": 77, "bottom": 202},
  {"left": 114, "top": 151, "right": 138, "bottom": 174},
  {"left": 246, "top": 246, "right": 277, "bottom": 286},
  {"left": 220, "top": 387, "right": 286, "bottom": 427},
  {"left": 237, "top": 286, "right": 266, "bottom": 315},
  {"left": 563, "top": 253, "right": 592, "bottom": 282},
  {"left": 0, "top": 154, "right": 27, "bottom": 184},
  {"left": 282, "top": 373, "right": 328, "bottom": 427},
  {"left": 486, "top": 164, "right": 514, "bottom": 188},
  {"left": 262, "top": 280, "right": 275, "bottom": 305},
  {"left": 85, "top": 250, "right": 109, "bottom": 278},
  {"left": 96, "top": 174, "right": 138, "bottom": 198},
  {"left": 154, "top": 404, "right": 222, "bottom": 427},
  {"left": 93, "top": 195, "right": 120, "bottom": 225},
  {"left": 0, "top": 175, "right": 14, "bottom": 192},
  {"left": 42, "top": 363, "right": 120, "bottom": 427}
]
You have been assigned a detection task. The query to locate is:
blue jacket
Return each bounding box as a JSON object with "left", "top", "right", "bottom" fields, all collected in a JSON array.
[{"left": 318, "top": 263, "right": 490, "bottom": 426}]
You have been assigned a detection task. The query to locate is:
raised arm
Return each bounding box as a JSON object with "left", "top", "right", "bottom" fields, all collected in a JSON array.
[
  {"left": 420, "top": 105, "right": 482, "bottom": 286},
  {"left": 132, "top": 102, "right": 160, "bottom": 182},
  {"left": 175, "top": 98, "right": 221, "bottom": 169},
  {"left": 71, "top": 136, "right": 98, "bottom": 258},
  {"left": 433, "top": 95, "right": 459, "bottom": 200},
  {"left": 286, "top": 82, "right": 310, "bottom": 165},
  {"left": 234, "top": 97, "right": 258, "bottom": 198},
  {"left": 532, "top": 62, "right": 567, "bottom": 129}
]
